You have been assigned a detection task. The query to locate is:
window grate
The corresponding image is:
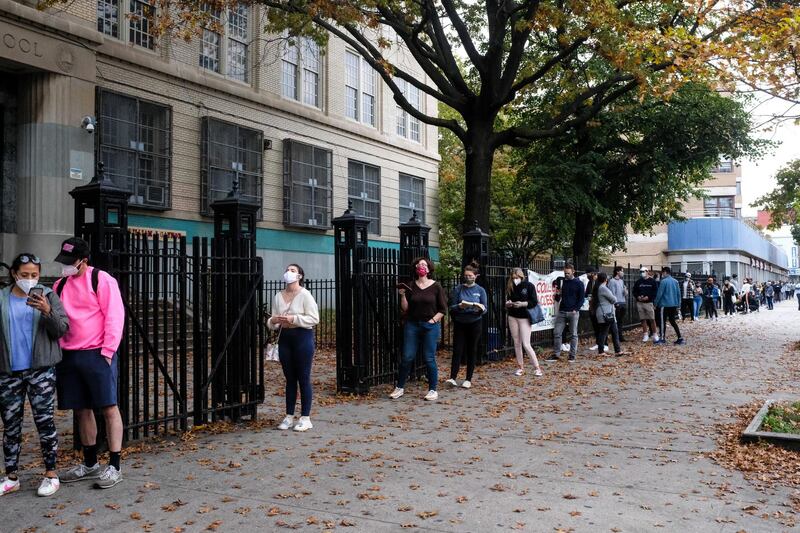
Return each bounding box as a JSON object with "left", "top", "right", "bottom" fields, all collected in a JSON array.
[{"left": 283, "top": 139, "right": 333, "bottom": 229}]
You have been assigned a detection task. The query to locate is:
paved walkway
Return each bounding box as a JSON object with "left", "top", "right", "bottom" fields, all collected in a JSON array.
[{"left": 4, "top": 301, "right": 800, "bottom": 532}]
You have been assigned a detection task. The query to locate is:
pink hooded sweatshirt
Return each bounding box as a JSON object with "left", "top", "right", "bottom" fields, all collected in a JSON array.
[{"left": 57, "top": 267, "right": 125, "bottom": 358}]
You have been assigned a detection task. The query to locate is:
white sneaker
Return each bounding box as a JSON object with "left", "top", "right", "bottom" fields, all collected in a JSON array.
[
  {"left": 277, "top": 415, "right": 295, "bottom": 430},
  {"left": 513, "top": 368, "right": 524, "bottom": 376},
  {"left": 461, "top": 380, "right": 471, "bottom": 389},
  {"left": 293, "top": 416, "right": 313, "bottom": 432},
  {"left": 653, "top": 335, "right": 660, "bottom": 343},
  {"left": 37, "top": 476, "right": 60, "bottom": 497},
  {"left": 424, "top": 390, "right": 438, "bottom": 401},
  {"left": 389, "top": 387, "right": 405, "bottom": 399},
  {"left": 1, "top": 476, "right": 19, "bottom": 496},
  {"left": 642, "top": 334, "right": 650, "bottom": 342},
  {"left": 534, "top": 368, "right": 543, "bottom": 377},
  {"left": 603, "top": 346, "right": 609, "bottom": 353},
  {"left": 561, "top": 343, "right": 570, "bottom": 352},
  {"left": 589, "top": 345, "right": 599, "bottom": 351},
  {"left": 445, "top": 378, "right": 458, "bottom": 387}
]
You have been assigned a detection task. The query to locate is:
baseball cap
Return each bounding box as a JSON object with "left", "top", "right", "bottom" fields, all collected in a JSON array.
[
  {"left": 54, "top": 237, "right": 91, "bottom": 265},
  {"left": 639, "top": 266, "right": 648, "bottom": 272},
  {"left": 585, "top": 267, "right": 597, "bottom": 274}
]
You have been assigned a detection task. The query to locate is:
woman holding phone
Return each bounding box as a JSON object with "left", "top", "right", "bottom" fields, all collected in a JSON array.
[
  {"left": 506, "top": 268, "right": 543, "bottom": 377},
  {"left": 390, "top": 257, "right": 447, "bottom": 401},
  {"left": 0, "top": 253, "right": 69, "bottom": 497}
]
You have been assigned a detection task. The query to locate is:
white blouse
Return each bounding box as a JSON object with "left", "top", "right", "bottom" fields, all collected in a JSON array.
[{"left": 267, "top": 287, "right": 320, "bottom": 330}]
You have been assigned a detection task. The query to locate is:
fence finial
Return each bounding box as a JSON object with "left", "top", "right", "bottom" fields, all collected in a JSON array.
[
  {"left": 227, "top": 178, "right": 240, "bottom": 199},
  {"left": 410, "top": 209, "right": 418, "bottom": 222},
  {"left": 344, "top": 200, "right": 354, "bottom": 214}
]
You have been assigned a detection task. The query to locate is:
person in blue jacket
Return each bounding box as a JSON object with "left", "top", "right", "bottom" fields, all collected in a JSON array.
[
  {"left": 654, "top": 267, "right": 684, "bottom": 345},
  {"left": 446, "top": 263, "right": 487, "bottom": 389}
]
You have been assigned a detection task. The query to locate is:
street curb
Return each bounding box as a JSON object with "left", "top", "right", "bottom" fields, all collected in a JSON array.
[{"left": 741, "top": 399, "right": 800, "bottom": 450}]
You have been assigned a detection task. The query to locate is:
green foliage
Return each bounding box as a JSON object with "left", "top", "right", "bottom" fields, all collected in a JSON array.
[
  {"left": 762, "top": 402, "right": 800, "bottom": 434},
  {"left": 753, "top": 159, "right": 800, "bottom": 234},
  {"left": 512, "top": 83, "right": 768, "bottom": 262}
]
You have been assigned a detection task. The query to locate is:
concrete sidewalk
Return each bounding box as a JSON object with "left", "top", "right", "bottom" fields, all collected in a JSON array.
[{"left": 3, "top": 302, "right": 800, "bottom": 532}]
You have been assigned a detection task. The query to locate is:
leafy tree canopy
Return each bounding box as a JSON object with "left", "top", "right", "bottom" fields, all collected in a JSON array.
[{"left": 753, "top": 160, "right": 800, "bottom": 242}]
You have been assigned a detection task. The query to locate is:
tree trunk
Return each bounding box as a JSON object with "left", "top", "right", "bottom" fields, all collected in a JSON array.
[
  {"left": 572, "top": 210, "right": 594, "bottom": 271},
  {"left": 462, "top": 127, "right": 495, "bottom": 234}
]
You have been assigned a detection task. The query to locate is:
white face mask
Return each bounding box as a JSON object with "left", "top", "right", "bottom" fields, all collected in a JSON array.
[
  {"left": 283, "top": 271, "right": 299, "bottom": 284},
  {"left": 61, "top": 265, "right": 80, "bottom": 277},
  {"left": 513, "top": 278, "right": 521, "bottom": 286},
  {"left": 16, "top": 279, "right": 38, "bottom": 294}
]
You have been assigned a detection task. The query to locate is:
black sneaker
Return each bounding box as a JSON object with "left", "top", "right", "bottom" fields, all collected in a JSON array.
[
  {"left": 674, "top": 338, "right": 685, "bottom": 345},
  {"left": 545, "top": 354, "right": 560, "bottom": 363},
  {"left": 568, "top": 355, "right": 576, "bottom": 363}
]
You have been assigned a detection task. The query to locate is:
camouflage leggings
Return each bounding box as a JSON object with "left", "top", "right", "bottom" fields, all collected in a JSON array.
[{"left": 0, "top": 367, "right": 58, "bottom": 474}]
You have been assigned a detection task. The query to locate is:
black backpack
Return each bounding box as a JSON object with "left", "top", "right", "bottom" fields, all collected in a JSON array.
[{"left": 55, "top": 268, "right": 100, "bottom": 297}]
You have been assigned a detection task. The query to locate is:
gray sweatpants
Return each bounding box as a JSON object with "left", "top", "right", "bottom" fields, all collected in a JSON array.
[{"left": 553, "top": 310, "right": 580, "bottom": 357}]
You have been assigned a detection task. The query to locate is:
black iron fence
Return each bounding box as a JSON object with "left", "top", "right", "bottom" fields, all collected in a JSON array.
[{"left": 263, "top": 278, "right": 336, "bottom": 349}]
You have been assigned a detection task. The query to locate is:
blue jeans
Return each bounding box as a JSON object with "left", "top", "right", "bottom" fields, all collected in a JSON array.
[
  {"left": 397, "top": 320, "right": 440, "bottom": 390},
  {"left": 278, "top": 328, "right": 315, "bottom": 417},
  {"left": 693, "top": 296, "right": 702, "bottom": 319}
]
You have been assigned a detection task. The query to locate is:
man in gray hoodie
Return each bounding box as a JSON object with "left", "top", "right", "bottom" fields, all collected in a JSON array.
[{"left": 608, "top": 266, "right": 628, "bottom": 342}]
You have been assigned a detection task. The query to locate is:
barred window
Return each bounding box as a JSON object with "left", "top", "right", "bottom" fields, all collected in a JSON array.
[
  {"left": 348, "top": 160, "right": 380, "bottom": 234},
  {"left": 97, "top": 89, "right": 171, "bottom": 209},
  {"left": 201, "top": 118, "right": 263, "bottom": 218},
  {"left": 281, "top": 37, "right": 321, "bottom": 108},
  {"left": 129, "top": 0, "right": 154, "bottom": 50},
  {"left": 283, "top": 140, "right": 332, "bottom": 229},
  {"left": 97, "top": 0, "right": 119, "bottom": 38},
  {"left": 344, "top": 51, "right": 376, "bottom": 126},
  {"left": 395, "top": 78, "right": 422, "bottom": 142},
  {"left": 399, "top": 173, "right": 424, "bottom": 223}
]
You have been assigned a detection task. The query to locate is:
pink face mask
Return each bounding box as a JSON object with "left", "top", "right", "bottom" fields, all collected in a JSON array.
[{"left": 416, "top": 265, "right": 429, "bottom": 277}]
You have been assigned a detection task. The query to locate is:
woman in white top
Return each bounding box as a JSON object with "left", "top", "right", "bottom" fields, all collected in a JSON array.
[{"left": 267, "top": 264, "right": 320, "bottom": 432}]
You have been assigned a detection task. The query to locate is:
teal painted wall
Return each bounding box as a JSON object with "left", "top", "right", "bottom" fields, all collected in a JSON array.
[{"left": 129, "top": 214, "right": 440, "bottom": 260}]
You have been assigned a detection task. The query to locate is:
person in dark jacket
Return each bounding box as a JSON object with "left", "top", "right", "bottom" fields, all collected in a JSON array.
[
  {"left": 702, "top": 278, "right": 718, "bottom": 320},
  {"left": 546, "top": 264, "right": 585, "bottom": 363},
  {"left": 446, "top": 263, "right": 488, "bottom": 388},
  {"left": 722, "top": 278, "right": 736, "bottom": 315},
  {"left": 633, "top": 267, "right": 658, "bottom": 342},
  {"left": 0, "top": 253, "right": 69, "bottom": 498},
  {"left": 504, "top": 268, "right": 542, "bottom": 377}
]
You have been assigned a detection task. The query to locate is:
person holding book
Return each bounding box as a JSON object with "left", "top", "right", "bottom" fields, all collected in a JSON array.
[{"left": 446, "top": 263, "right": 487, "bottom": 389}]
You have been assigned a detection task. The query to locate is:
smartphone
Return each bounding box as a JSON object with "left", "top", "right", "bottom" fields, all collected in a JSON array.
[{"left": 28, "top": 287, "right": 44, "bottom": 299}]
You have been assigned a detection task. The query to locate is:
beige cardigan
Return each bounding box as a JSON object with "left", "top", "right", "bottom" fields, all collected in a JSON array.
[{"left": 267, "top": 287, "right": 320, "bottom": 330}]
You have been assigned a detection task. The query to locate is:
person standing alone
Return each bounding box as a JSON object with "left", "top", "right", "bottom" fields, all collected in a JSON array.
[{"left": 53, "top": 238, "right": 126, "bottom": 489}]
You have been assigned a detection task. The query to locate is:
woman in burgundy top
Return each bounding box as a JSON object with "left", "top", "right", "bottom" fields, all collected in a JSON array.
[{"left": 389, "top": 257, "right": 447, "bottom": 401}]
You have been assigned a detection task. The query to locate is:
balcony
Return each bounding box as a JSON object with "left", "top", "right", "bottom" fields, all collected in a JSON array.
[{"left": 668, "top": 216, "right": 788, "bottom": 269}]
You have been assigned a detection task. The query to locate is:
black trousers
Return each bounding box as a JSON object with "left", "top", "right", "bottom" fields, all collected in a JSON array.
[
  {"left": 589, "top": 311, "right": 607, "bottom": 347},
  {"left": 597, "top": 319, "right": 621, "bottom": 354},
  {"left": 723, "top": 297, "right": 735, "bottom": 315},
  {"left": 614, "top": 304, "right": 626, "bottom": 340},
  {"left": 681, "top": 298, "right": 695, "bottom": 321},
  {"left": 703, "top": 297, "right": 717, "bottom": 318},
  {"left": 659, "top": 306, "right": 682, "bottom": 340},
  {"left": 450, "top": 320, "right": 481, "bottom": 381}
]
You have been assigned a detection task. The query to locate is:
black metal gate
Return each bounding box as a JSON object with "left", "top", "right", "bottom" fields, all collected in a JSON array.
[{"left": 110, "top": 232, "right": 263, "bottom": 441}]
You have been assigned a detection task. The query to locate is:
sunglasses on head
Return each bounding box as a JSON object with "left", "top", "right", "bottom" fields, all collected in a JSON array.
[{"left": 19, "top": 255, "right": 41, "bottom": 265}]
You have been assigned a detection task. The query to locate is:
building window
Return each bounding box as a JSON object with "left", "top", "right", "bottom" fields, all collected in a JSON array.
[
  {"left": 399, "top": 173, "right": 424, "bottom": 223},
  {"left": 201, "top": 117, "right": 263, "bottom": 217},
  {"left": 283, "top": 140, "right": 332, "bottom": 228},
  {"left": 348, "top": 160, "right": 380, "bottom": 234},
  {"left": 199, "top": 6, "right": 249, "bottom": 82},
  {"left": 97, "top": 0, "right": 119, "bottom": 38},
  {"left": 395, "top": 79, "right": 422, "bottom": 142},
  {"left": 345, "top": 51, "right": 376, "bottom": 126},
  {"left": 97, "top": 89, "right": 171, "bottom": 209},
  {"left": 703, "top": 196, "right": 735, "bottom": 217},
  {"left": 281, "top": 37, "right": 320, "bottom": 107},
  {"left": 129, "top": 0, "right": 155, "bottom": 50},
  {"left": 711, "top": 159, "right": 734, "bottom": 173}
]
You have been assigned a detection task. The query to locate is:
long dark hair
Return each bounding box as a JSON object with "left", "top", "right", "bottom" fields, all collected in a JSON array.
[
  {"left": 592, "top": 271, "right": 608, "bottom": 303},
  {"left": 286, "top": 263, "right": 305, "bottom": 287}
]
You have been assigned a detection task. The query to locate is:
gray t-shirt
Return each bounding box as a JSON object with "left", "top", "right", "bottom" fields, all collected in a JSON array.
[{"left": 608, "top": 277, "right": 627, "bottom": 304}]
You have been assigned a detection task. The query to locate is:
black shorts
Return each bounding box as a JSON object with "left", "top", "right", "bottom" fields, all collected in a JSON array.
[{"left": 56, "top": 349, "right": 118, "bottom": 409}]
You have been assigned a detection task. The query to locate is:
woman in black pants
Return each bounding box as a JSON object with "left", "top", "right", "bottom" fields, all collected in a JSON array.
[
  {"left": 446, "top": 263, "right": 487, "bottom": 388},
  {"left": 722, "top": 279, "right": 736, "bottom": 315}
]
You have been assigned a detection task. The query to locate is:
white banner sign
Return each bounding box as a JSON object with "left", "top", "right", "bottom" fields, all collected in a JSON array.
[{"left": 527, "top": 270, "right": 590, "bottom": 331}]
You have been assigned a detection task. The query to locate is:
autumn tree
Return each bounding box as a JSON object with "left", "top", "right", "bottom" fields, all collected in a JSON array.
[
  {"left": 515, "top": 83, "right": 767, "bottom": 268},
  {"left": 53, "top": 0, "right": 798, "bottom": 235}
]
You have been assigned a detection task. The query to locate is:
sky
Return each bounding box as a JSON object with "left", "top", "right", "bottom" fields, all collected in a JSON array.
[{"left": 739, "top": 98, "right": 800, "bottom": 216}]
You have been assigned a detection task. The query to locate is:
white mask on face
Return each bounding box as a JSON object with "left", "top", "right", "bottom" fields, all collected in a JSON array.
[
  {"left": 61, "top": 265, "right": 80, "bottom": 277},
  {"left": 16, "top": 279, "right": 38, "bottom": 294},
  {"left": 513, "top": 278, "right": 521, "bottom": 286},
  {"left": 283, "top": 271, "right": 299, "bottom": 284}
]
